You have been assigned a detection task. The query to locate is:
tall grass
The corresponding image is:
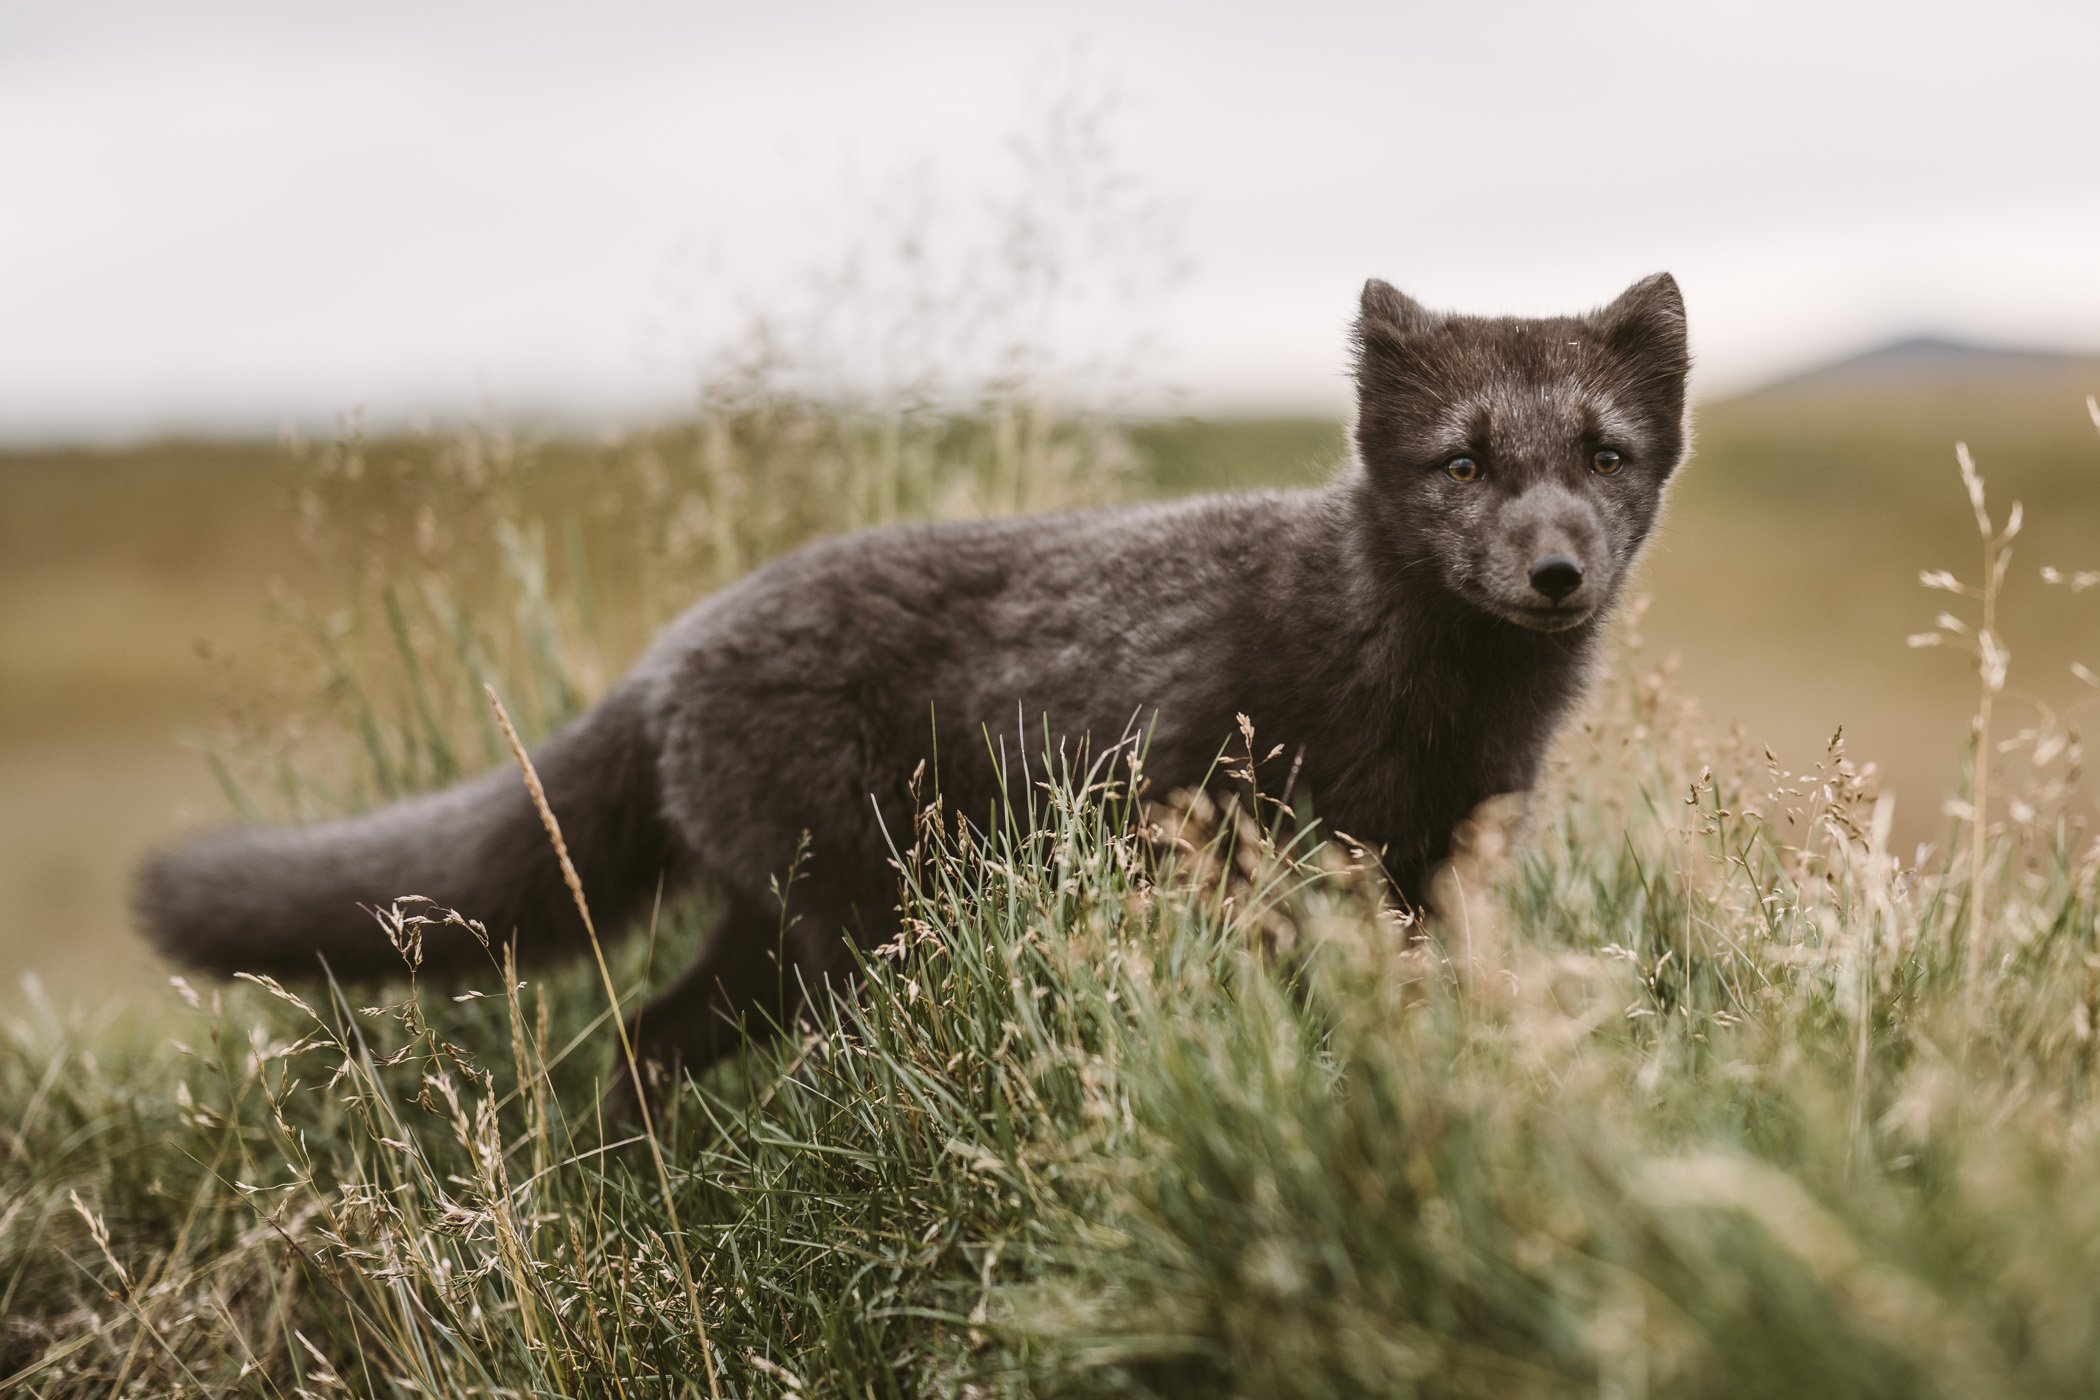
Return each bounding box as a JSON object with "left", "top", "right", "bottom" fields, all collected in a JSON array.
[{"left": 4, "top": 408, "right": 2099, "bottom": 1395}]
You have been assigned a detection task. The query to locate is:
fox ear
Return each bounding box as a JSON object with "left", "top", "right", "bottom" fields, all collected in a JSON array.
[
  {"left": 1597, "top": 272, "right": 1689, "bottom": 376},
  {"left": 1358, "top": 278, "right": 1436, "bottom": 337},
  {"left": 1353, "top": 281, "right": 1441, "bottom": 459}
]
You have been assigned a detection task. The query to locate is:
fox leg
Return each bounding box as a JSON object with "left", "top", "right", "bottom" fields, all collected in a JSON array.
[
  {"left": 608, "top": 897, "right": 795, "bottom": 1109},
  {"left": 606, "top": 886, "right": 894, "bottom": 1115}
]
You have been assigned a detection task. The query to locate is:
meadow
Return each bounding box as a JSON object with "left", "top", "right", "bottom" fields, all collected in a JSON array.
[{"left": 3, "top": 355, "right": 2099, "bottom": 1395}]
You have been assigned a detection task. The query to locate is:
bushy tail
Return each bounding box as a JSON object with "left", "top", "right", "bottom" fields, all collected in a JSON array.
[{"left": 136, "top": 681, "right": 683, "bottom": 980}]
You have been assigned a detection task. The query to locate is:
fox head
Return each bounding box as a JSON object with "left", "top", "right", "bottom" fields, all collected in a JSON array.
[{"left": 1350, "top": 274, "right": 1691, "bottom": 633}]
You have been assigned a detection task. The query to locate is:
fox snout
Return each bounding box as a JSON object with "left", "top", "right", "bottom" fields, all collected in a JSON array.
[{"left": 1490, "top": 486, "right": 1609, "bottom": 623}]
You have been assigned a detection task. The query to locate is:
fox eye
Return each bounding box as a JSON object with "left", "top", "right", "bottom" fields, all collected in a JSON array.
[
  {"left": 1445, "top": 456, "right": 1482, "bottom": 483},
  {"left": 1591, "top": 449, "right": 1625, "bottom": 476}
]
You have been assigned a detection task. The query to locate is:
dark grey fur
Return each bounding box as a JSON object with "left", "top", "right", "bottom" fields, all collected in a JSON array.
[{"left": 137, "top": 275, "right": 1691, "bottom": 1087}]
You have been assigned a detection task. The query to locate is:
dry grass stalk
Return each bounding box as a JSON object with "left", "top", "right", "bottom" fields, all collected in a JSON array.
[{"left": 485, "top": 684, "right": 722, "bottom": 1400}]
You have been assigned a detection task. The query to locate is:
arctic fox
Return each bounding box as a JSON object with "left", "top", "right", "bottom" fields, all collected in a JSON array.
[{"left": 139, "top": 274, "right": 1692, "bottom": 1093}]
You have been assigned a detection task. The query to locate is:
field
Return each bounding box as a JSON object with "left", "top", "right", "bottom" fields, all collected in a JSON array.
[{"left": 3, "top": 363, "right": 2100, "bottom": 1395}]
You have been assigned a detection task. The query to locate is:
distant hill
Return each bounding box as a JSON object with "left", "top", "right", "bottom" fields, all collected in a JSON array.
[
  {"left": 1691, "top": 332, "right": 2100, "bottom": 507},
  {"left": 1745, "top": 335, "right": 2100, "bottom": 399}
]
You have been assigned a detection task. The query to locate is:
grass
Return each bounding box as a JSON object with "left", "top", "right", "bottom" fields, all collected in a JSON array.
[{"left": 4, "top": 388, "right": 2100, "bottom": 1395}]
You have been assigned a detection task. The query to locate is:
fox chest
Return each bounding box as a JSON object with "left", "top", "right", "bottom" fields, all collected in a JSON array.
[{"left": 1273, "top": 690, "right": 1559, "bottom": 902}]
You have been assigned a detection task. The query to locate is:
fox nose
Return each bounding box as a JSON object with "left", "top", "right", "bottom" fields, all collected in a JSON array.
[{"left": 1528, "top": 554, "right": 1584, "bottom": 602}]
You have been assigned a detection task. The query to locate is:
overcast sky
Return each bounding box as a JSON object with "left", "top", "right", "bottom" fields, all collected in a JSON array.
[{"left": 3, "top": 0, "right": 2096, "bottom": 441}]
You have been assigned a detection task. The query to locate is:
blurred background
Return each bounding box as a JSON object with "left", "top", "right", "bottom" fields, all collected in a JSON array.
[{"left": 4, "top": 0, "right": 2097, "bottom": 995}]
